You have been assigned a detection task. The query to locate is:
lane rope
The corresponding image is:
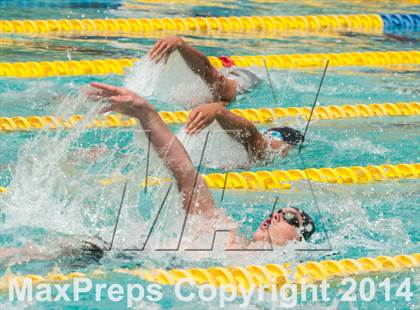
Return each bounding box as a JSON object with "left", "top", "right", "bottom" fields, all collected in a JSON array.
[
  {"left": 0, "top": 14, "right": 386, "bottom": 34},
  {"left": 1, "top": 163, "right": 418, "bottom": 194},
  {"left": 1, "top": 253, "right": 418, "bottom": 292},
  {"left": 0, "top": 0, "right": 120, "bottom": 9},
  {"left": 0, "top": 102, "right": 418, "bottom": 133},
  {"left": 1, "top": 14, "right": 418, "bottom": 35},
  {"left": 201, "top": 163, "right": 419, "bottom": 189},
  {"left": 381, "top": 13, "right": 420, "bottom": 31},
  {"left": 1, "top": 50, "right": 419, "bottom": 78}
]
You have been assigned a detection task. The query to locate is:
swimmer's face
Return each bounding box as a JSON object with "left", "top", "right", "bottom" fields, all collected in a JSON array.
[
  {"left": 253, "top": 207, "right": 303, "bottom": 245},
  {"left": 263, "top": 132, "right": 293, "bottom": 158}
]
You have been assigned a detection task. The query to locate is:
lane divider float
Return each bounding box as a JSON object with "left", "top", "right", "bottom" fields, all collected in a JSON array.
[
  {"left": 0, "top": 102, "right": 418, "bottom": 133},
  {"left": 0, "top": 0, "right": 120, "bottom": 9},
  {"left": 1, "top": 14, "right": 419, "bottom": 35},
  {"left": 1, "top": 163, "right": 418, "bottom": 194},
  {"left": 1, "top": 50, "right": 419, "bottom": 78},
  {"left": 112, "top": 253, "right": 420, "bottom": 288},
  {"left": 1, "top": 253, "right": 418, "bottom": 293},
  {"left": 201, "top": 162, "right": 419, "bottom": 189}
]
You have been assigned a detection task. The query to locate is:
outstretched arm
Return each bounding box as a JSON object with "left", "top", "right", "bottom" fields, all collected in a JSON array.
[
  {"left": 185, "top": 103, "right": 267, "bottom": 160},
  {"left": 89, "top": 83, "right": 216, "bottom": 216},
  {"left": 149, "top": 36, "right": 220, "bottom": 88},
  {"left": 0, "top": 242, "right": 56, "bottom": 264}
]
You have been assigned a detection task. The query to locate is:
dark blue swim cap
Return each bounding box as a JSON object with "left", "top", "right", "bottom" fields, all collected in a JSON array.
[{"left": 267, "top": 127, "right": 304, "bottom": 146}]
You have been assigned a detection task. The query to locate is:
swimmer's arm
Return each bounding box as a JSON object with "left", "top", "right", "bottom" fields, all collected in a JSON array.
[
  {"left": 133, "top": 102, "right": 216, "bottom": 216},
  {"left": 185, "top": 101, "right": 228, "bottom": 134},
  {"left": 214, "top": 106, "right": 267, "bottom": 160},
  {"left": 150, "top": 36, "right": 219, "bottom": 86},
  {"left": 175, "top": 38, "right": 218, "bottom": 85},
  {"left": 90, "top": 82, "right": 217, "bottom": 217},
  {"left": 0, "top": 243, "right": 57, "bottom": 263}
]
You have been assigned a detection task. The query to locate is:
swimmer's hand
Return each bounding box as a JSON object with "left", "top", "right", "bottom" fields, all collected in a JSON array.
[
  {"left": 90, "top": 82, "right": 149, "bottom": 118},
  {"left": 149, "top": 35, "right": 183, "bottom": 64},
  {"left": 186, "top": 102, "right": 221, "bottom": 134}
]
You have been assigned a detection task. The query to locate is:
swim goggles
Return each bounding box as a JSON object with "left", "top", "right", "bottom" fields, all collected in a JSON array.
[
  {"left": 278, "top": 209, "right": 300, "bottom": 228},
  {"left": 263, "top": 130, "right": 283, "bottom": 141},
  {"left": 280, "top": 208, "right": 315, "bottom": 241},
  {"left": 264, "top": 209, "right": 300, "bottom": 228}
]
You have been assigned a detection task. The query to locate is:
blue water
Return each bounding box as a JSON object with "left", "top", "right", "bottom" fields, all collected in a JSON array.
[{"left": 0, "top": 1, "right": 419, "bottom": 309}]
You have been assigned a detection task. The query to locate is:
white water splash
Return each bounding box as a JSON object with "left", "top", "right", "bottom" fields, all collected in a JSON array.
[
  {"left": 0, "top": 80, "right": 60, "bottom": 115},
  {"left": 125, "top": 51, "right": 257, "bottom": 170},
  {"left": 332, "top": 137, "right": 390, "bottom": 155},
  {"left": 0, "top": 96, "right": 148, "bottom": 240},
  {"left": 176, "top": 124, "right": 252, "bottom": 169},
  {"left": 124, "top": 50, "right": 214, "bottom": 109}
]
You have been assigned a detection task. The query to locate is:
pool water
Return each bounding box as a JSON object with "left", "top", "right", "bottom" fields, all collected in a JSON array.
[{"left": 0, "top": 1, "right": 419, "bottom": 309}]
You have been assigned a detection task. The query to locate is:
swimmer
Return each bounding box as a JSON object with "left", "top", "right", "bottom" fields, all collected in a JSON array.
[
  {"left": 149, "top": 36, "right": 302, "bottom": 164},
  {"left": 185, "top": 102, "right": 304, "bottom": 162},
  {"left": 0, "top": 83, "right": 314, "bottom": 265},
  {"left": 88, "top": 82, "right": 315, "bottom": 249},
  {"left": 149, "top": 35, "right": 260, "bottom": 103}
]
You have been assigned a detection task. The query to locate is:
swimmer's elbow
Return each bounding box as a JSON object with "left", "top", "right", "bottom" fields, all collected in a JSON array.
[
  {"left": 167, "top": 157, "right": 196, "bottom": 181},
  {"left": 247, "top": 132, "right": 266, "bottom": 159},
  {"left": 175, "top": 166, "right": 200, "bottom": 200}
]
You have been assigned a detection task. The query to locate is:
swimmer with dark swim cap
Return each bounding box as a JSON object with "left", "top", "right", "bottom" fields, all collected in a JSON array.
[
  {"left": 148, "top": 35, "right": 304, "bottom": 166},
  {"left": 88, "top": 83, "right": 316, "bottom": 249},
  {"left": 254, "top": 207, "right": 315, "bottom": 244},
  {"left": 184, "top": 102, "right": 305, "bottom": 164},
  {"left": 0, "top": 206, "right": 315, "bottom": 265},
  {"left": 263, "top": 127, "right": 305, "bottom": 147},
  {"left": 0, "top": 84, "right": 314, "bottom": 266}
]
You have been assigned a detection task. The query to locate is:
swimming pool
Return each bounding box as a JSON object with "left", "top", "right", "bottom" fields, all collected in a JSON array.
[{"left": 0, "top": 0, "right": 419, "bottom": 309}]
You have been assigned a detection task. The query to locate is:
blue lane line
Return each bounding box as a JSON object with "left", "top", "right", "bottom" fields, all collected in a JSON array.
[
  {"left": 0, "top": 0, "right": 122, "bottom": 9},
  {"left": 1, "top": 7, "right": 419, "bottom": 33},
  {"left": 380, "top": 14, "right": 420, "bottom": 31}
]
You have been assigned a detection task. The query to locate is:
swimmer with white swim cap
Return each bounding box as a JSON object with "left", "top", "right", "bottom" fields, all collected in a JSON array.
[{"left": 149, "top": 35, "right": 260, "bottom": 103}]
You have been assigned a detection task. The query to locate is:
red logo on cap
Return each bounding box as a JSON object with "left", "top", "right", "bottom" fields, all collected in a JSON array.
[{"left": 219, "top": 56, "right": 235, "bottom": 67}]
